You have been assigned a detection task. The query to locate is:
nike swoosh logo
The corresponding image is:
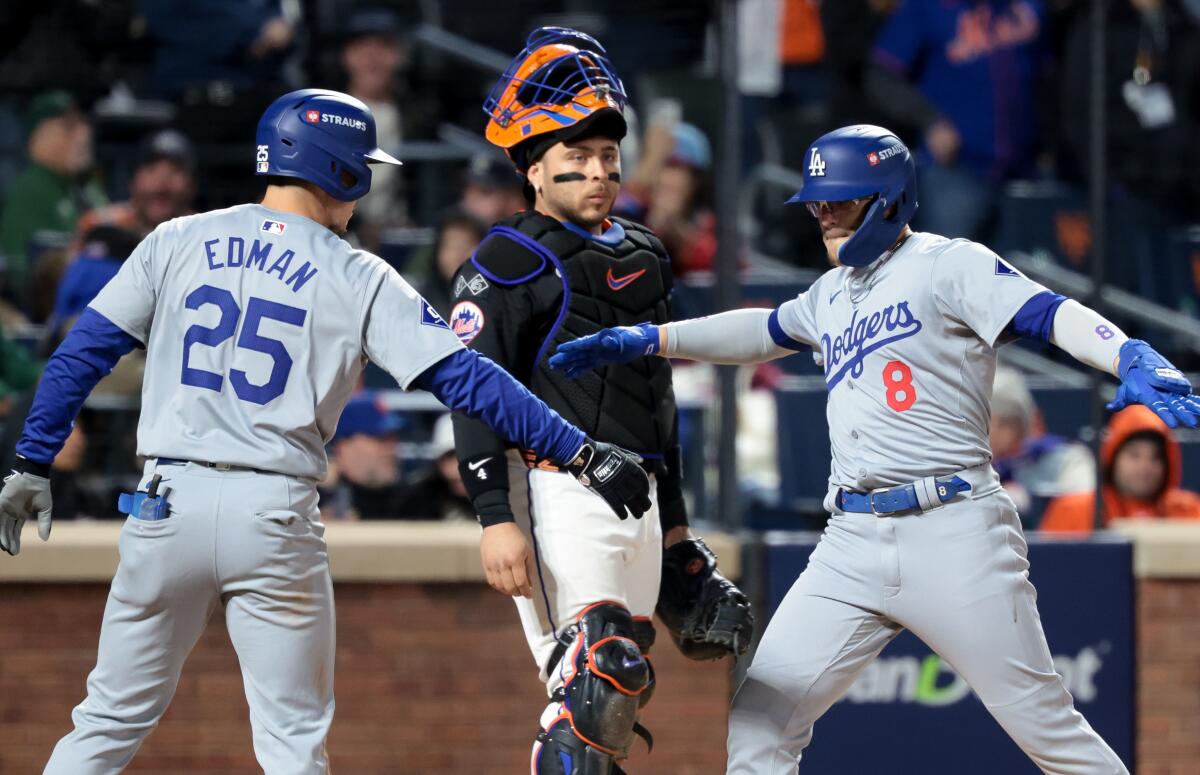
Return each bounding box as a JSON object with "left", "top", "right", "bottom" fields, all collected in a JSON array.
[
  {"left": 467, "top": 457, "right": 493, "bottom": 471},
  {"left": 829, "top": 289, "right": 843, "bottom": 304},
  {"left": 607, "top": 268, "right": 646, "bottom": 291}
]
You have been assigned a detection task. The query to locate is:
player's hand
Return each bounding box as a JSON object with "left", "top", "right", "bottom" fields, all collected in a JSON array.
[
  {"left": 1107, "top": 339, "right": 1200, "bottom": 428},
  {"left": 480, "top": 522, "right": 535, "bottom": 598},
  {"left": 549, "top": 324, "right": 660, "bottom": 379},
  {"left": 563, "top": 440, "right": 652, "bottom": 520},
  {"left": 0, "top": 470, "right": 53, "bottom": 556},
  {"left": 925, "top": 118, "right": 961, "bottom": 166}
]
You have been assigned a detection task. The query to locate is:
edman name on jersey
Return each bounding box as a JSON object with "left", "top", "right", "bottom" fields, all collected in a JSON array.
[
  {"left": 202, "top": 236, "right": 319, "bottom": 294},
  {"left": 822, "top": 301, "right": 923, "bottom": 390}
]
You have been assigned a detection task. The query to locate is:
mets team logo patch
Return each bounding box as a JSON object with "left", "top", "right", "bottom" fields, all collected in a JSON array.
[
  {"left": 420, "top": 300, "right": 450, "bottom": 330},
  {"left": 450, "top": 301, "right": 484, "bottom": 344}
]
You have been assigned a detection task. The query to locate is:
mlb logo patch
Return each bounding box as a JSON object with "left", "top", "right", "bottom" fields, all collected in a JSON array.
[
  {"left": 450, "top": 301, "right": 485, "bottom": 344},
  {"left": 261, "top": 220, "right": 286, "bottom": 235},
  {"left": 867, "top": 152, "right": 880, "bottom": 166},
  {"left": 420, "top": 300, "right": 450, "bottom": 330},
  {"left": 304, "top": 110, "right": 321, "bottom": 124},
  {"left": 256, "top": 144, "right": 270, "bottom": 173}
]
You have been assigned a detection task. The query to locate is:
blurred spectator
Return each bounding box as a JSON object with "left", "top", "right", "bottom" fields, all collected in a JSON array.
[
  {"left": 1058, "top": 0, "right": 1200, "bottom": 224},
  {"left": 459, "top": 153, "right": 527, "bottom": 226},
  {"left": 738, "top": 0, "right": 832, "bottom": 168},
  {"left": 868, "top": 0, "right": 1046, "bottom": 241},
  {"left": 0, "top": 319, "right": 42, "bottom": 416},
  {"left": 77, "top": 129, "right": 197, "bottom": 240},
  {"left": 393, "top": 413, "right": 473, "bottom": 520},
  {"left": 989, "top": 367, "right": 1094, "bottom": 523},
  {"left": 340, "top": 6, "right": 407, "bottom": 248},
  {"left": 48, "top": 422, "right": 107, "bottom": 520},
  {"left": 49, "top": 226, "right": 141, "bottom": 342},
  {"left": 820, "top": 0, "right": 902, "bottom": 127},
  {"left": 322, "top": 391, "right": 409, "bottom": 520},
  {"left": 618, "top": 111, "right": 717, "bottom": 276},
  {"left": 1041, "top": 405, "right": 1200, "bottom": 532},
  {"left": 0, "top": 91, "right": 105, "bottom": 308},
  {"left": 417, "top": 208, "right": 488, "bottom": 317},
  {"left": 140, "top": 0, "right": 295, "bottom": 100}
]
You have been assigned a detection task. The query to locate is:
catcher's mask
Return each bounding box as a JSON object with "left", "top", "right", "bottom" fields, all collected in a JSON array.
[{"left": 483, "top": 26, "right": 628, "bottom": 174}]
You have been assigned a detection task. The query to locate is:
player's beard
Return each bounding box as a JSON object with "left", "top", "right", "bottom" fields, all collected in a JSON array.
[
  {"left": 540, "top": 180, "right": 615, "bottom": 232},
  {"left": 823, "top": 232, "right": 852, "bottom": 266}
]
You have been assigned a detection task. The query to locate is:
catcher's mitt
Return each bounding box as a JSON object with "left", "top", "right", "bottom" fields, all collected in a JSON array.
[{"left": 656, "top": 537, "right": 754, "bottom": 660}]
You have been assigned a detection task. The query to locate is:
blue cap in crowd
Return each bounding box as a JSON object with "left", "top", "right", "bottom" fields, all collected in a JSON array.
[{"left": 334, "top": 392, "right": 406, "bottom": 441}]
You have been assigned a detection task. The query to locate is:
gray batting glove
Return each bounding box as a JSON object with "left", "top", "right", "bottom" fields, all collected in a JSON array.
[{"left": 0, "top": 470, "right": 53, "bottom": 556}]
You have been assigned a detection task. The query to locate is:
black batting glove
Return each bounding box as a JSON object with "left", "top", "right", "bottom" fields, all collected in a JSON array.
[{"left": 564, "top": 440, "right": 652, "bottom": 520}]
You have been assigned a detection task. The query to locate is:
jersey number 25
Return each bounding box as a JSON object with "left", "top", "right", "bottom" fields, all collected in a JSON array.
[{"left": 180, "top": 284, "right": 306, "bottom": 405}]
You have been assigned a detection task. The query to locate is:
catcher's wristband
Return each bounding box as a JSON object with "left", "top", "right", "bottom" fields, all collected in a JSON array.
[
  {"left": 471, "top": 488, "right": 516, "bottom": 528},
  {"left": 658, "top": 496, "right": 688, "bottom": 532},
  {"left": 13, "top": 454, "right": 50, "bottom": 479}
]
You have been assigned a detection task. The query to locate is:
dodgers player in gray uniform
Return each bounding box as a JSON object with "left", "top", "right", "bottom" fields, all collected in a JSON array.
[
  {"left": 0, "top": 89, "right": 651, "bottom": 775},
  {"left": 551, "top": 125, "right": 1200, "bottom": 774}
]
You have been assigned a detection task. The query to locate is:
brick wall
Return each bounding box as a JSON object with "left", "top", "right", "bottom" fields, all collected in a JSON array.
[
  {"left": 1137, "top": 579, "right": 1200, "bottom": 775},
  {"left": 0, "top": 583, "right": 732, "bottom": 774},
  {"left": 9, "top": 578, "right": 1199, "bottom": 773}
]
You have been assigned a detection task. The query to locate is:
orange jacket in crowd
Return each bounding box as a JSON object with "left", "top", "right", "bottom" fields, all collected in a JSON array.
[{"left": 1041, "top": 405, "right": 1200, "bottom": 532}]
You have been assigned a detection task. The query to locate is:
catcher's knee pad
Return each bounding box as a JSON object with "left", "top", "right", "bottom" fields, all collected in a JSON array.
[
  {"left": 631, "top": 616, "right": 656, "bottom": 709},
  {"left": 539, "top": 602, "right": 651, "bottom": 767}
]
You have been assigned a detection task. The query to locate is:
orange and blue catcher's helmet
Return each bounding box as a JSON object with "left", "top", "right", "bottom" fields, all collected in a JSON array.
[{"left": 483, "top": 27, "right": 628, "bottom": 171}]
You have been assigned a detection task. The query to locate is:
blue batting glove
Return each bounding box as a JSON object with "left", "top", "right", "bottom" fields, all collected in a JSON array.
[
  {"left": 1107, "top": 339, "right": 1200, "bottom": 428},
  {"left": 549, "top": 323, "right": 660, "bottom": 378}
]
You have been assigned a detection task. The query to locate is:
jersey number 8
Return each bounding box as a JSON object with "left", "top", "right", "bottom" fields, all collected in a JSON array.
[
  {"left": 180, "top": 284, "right": 307, "bottom": 405},
  {"left": 883, "top": 360, "right": 917, "bottom": 412}
]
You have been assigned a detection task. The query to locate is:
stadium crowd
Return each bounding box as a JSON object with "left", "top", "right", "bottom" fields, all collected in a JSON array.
[{"left": 0, "top": 0, "right": 1198, "bottom": 526}]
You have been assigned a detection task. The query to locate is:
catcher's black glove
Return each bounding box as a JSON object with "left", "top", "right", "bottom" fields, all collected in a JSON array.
[
  {"left": 656, "top": 537, "right": 754, "bottom": 660},
  {"left": 564, "top": 440, "right": 652, "bottom": 520}
]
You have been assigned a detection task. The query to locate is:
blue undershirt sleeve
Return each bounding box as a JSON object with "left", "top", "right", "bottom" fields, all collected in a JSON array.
[
  {"left": 413, "top": 348, "right": 586, "bottom": 465},
  {"left": 1008, "top": 291, "right": 1068, "bottom": 343},
  {"left": 16, "top": 308, "right": 141, "bottom": 464}
]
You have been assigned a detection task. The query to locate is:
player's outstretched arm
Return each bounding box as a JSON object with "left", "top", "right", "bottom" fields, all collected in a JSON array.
[
  {"left": 550, "top": 307, "right": 802, "bottom": 378},
  {"left": 413, "top": 349, "right": 652, "bottom": 520},
  {"left": 1045, "top": 298, "right": 1200, "bottom": 428},
  {"left": 0, "top": 308, "right": 139, "bottom": 555}
]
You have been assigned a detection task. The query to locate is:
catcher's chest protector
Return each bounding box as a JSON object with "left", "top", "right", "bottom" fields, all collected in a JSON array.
[{"left": 508, "top": 211, "right": 677, "bottom": 457}]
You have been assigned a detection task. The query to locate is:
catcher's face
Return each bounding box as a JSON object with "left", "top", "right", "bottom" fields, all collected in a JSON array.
[{"left": 528, "top": 137, "right": 621, "bottom": 231}]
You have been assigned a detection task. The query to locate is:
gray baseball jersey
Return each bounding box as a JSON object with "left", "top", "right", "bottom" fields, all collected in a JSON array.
[
  {"left": 727, "top": 231, "right": 1127, "bottom": 774},
  {"left": 772, "top": 232, "right": 1047, "bottom": 502},
  {"left": 89, "top": 203, "right": 462, "bottom": 479}
]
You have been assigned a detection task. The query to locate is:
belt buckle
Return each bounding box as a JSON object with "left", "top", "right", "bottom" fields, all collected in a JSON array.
[
  {"left": 213, "top": 462, "right": 232, "bottom": 471},
  {"left": 868, "top": 490, "right": 887, "bottom": 517}
]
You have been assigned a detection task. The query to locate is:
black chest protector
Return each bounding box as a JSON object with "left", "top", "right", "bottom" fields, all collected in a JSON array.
[{"left": 485, "top": 211, "right": 676, "bottom": 457}]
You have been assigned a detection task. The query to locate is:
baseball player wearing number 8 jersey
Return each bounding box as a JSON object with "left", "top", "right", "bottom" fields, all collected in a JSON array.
[
  {"left": 0, "top": 89, "right": 651, "bottom": 775},
  {"left": 551, "top": 125, "right": 1200, "bottom": 774}
]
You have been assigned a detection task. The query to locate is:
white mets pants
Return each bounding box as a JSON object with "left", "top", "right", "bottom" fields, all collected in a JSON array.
[
  {"left": 506, "top": 451, "right": 662, "bottom": 693},
  {"left": 727, "top": 488, "right": 1127, "bottom": 775},
  {"left": 44, "top": 460, "right": 333, "bottom": 775}
]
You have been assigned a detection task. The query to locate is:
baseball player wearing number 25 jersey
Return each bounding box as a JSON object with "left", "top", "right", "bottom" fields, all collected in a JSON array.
[
  {"left": 552, "top": 125, "right": 1200, "bottom": 774},
  {"left": 0, "top": 89, "right": 650, "bottom": 775}
]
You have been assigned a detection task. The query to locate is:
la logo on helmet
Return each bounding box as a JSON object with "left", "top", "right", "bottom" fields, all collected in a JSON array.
[{"left": 808, "top": 147, "right": 826, "bottom": 177}]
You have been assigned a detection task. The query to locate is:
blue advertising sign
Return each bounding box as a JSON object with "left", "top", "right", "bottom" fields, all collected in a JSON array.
[{"left": 760, "top": 533, "right": 1134, "bottom": 774}]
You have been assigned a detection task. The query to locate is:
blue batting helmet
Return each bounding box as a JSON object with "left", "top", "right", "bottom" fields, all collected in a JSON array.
[
  {"left": 255, "top": 89, "right": 401, "bottom": 202},
  {"left": 786, "top": 125, "right": 918, "bottom": 268}
]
